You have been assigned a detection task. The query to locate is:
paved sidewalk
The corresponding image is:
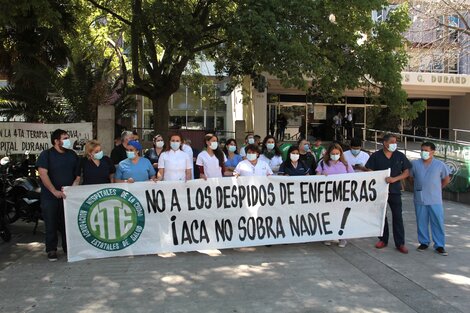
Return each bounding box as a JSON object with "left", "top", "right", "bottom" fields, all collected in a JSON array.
[{"left": 0, "top": 192, "right": 469, "bottom": 313}]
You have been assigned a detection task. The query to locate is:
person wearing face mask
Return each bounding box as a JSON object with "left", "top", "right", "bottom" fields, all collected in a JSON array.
[
  {"left": 37, "top": 129, "right": 79, "bottom": 261},
  {"left": 223, "top": 138, "right": 243, "bottom": 176},
  {"left": 196, "top": 134, "right": 227, "bottom": 179},
  {"left": 115, "top": 140, "right": 156, "bottom": 183},
  {"left": 73, "top": 140, "right": 115, "bottom": 185},
  {"left": 239, "top": 134, "right": 256, "bottom": 158},
  {"left": 278, "top": 145, "right": 310, "bottom": 176},
  {"left": 343, "top": 137, "right": 370, "bottom": 172},
  {"left": 234, "top": 145, "right": 273, "bottom": 177},
  {"left": 365, "top": 133, "right": 412, "bottom": 254},
  {"left": 409, "top": 142, "right": 450, "bottom": 256},
  {"left": 298, "top": 138, "right": 317, "bottom": 174},
  {"left": 111, "top": 130, "right": 135, "bottom": 165},
  {"left": 259, "top": 135, "right": 283, "bottom": 174},
  {"left": 145, "top": 134, "right": 165, "bottom": 170},
  {"left": 316, "top": 143, "right": 353, "bottom": 248},
  {"left": 157, "top": 134, "right": 192, "bottom": 181},
  {"left": 311, "top": 137, "right": 326, "bottom": 162}
]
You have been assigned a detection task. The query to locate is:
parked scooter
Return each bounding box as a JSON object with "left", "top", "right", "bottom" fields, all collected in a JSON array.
[
  {"left": 0, "top": 155, "right": 42, "bottom": 234},
  {"left": 0, "top": 157, "right": 12, "bottom": 242}
]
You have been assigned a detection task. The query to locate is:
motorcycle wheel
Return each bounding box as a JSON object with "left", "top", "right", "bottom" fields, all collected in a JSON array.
[
  {"left": 6, "top": 204, "right": 19, "bottom": 224},
  {"left": 0, "top": 227, "right": 11, "bottom": 242}
]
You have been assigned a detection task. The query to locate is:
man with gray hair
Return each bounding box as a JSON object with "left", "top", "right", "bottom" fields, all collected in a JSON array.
[{"left": 111, "top": 130, "right": 134, "bottom": 165}]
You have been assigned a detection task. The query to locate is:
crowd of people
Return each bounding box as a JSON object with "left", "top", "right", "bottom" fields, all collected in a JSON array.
[{"left": 36, "top": 129, "right": 451, "bottom": 261}]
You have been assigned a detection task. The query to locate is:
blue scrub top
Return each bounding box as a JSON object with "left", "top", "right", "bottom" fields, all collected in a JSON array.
[
  {"left": 116, "top": 157, "right": 156, "bottom": 182},
  {"left": 410, "top": 158, "right": 449, "bottom": 205},
  {"left": 225, "top": 153, "right": 243, "bottom": 168}
]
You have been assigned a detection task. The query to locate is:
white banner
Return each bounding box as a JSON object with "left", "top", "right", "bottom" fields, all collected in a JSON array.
[
  {"left": 0, "top": 122, "right": 92, "bottom": 154},
  {"left": 64, "top": 170, "right": 390, "bottom": 262}
]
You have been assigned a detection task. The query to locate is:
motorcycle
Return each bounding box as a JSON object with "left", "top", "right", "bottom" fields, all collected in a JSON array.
[
  {"left": 0, "top": 157, "right": 12, "bottom": 242},
  {"left": 0, "top": 155, "right": 42, "bottom": 235}
]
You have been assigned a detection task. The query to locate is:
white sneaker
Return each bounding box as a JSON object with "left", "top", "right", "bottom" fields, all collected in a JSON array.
[
  {"left": 323, "top": 241, "right": 332, "bottom": 246},
  {"left": 338, "top": 240, "right": 347, "bottom": 248}
]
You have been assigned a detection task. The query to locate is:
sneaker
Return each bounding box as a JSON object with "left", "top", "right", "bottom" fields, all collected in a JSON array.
[
  {"left": 323, "top": 241, "right": 332, "bottom": 246},
  {"left": 375, "top": 241, "right": 387, "bottom": 249},
  {"left": 338, "top": 240, "right": 347, "bottom": 248},
  {"left": 417, "top": 244, "right": 428, "bottom": 252},
  {"left": 435, "top": 247, "right": 448, "bottom": 256},
  {"left": 47, "top": 251, "right": 58, "bottom": 262},
  {"left": 397, "top": 245, "right": 409, "bottom": 254}
]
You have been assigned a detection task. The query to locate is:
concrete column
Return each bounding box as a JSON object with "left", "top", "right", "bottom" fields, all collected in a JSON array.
[
  {"left": 450, "top": 94, "right": 470, "bottom": 141},
  {"left": 235, "top": 120, "right": 246, "bottom": 146},
  {"left": 97, "top": 105, "right": 115, "bottom": 157},
  {"left": 252, "top": 88, "right": 267, "bottom": 139}
]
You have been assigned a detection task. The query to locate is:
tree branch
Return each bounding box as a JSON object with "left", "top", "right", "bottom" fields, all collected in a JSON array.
[
  {"left": 85, "top": 0, "right": 131, "bottom": 25},
  {"left": 192, "top": 39, "right": 226, "bottom": 53}
]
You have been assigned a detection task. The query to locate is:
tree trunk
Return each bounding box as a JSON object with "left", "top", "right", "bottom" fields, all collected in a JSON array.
[{"left": 152, "top": 94, "right": 171, "bottom": 139}]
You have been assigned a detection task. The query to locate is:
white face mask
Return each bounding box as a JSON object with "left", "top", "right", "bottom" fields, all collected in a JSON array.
[
  {"left": 61, "top": 139, "right": 71, "bottom": 149},
  {"left": 228, "top": 145, "right": 237, "bottom": 153},
  {"left": 126, "top": 151, "right": 136, "bottom": 159},
  {"left": 247, "top": 138, "right": 255, "bottom": 145},
  {"left": 246, "top": 153, "right": 257, "bottom": 161},
  {"left": 290, "top": 153, "right": 300, "bottom": 162},
  {"left": 388, "top": 143, "right": 397, "bottom": 152},
  {"left": 421, "top": 151, "right": 431, "bottom": 160},
  {"left": 330, "top": 154, "right": 340, "bottom": 161},
  {"left": 155, "top": 141, "right": 164, "bottom": 148},
  {"left": 210, "top": 142, "right": 218, "bottom": 150},
  {"left": 266, "top": 143, "right": 275, "bottom": 150}
]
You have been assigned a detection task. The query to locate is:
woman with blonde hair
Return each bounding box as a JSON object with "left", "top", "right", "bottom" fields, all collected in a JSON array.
[
  {"left": 74, "top": 140, "right": 115, "bottom": 185},
  {"left": 315, "top": 142, "right": 354, "bottom": 248}
]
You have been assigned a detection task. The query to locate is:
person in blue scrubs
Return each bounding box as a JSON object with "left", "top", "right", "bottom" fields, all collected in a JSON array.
[
  {"left": 115, "top": 140, "right": 156, "bottom": 183},
  {"left": 366, "top": 133, "right": 412, "bottom": 254},
  {"left": 409, "top": 142, "right": 450, "bottom": 256},
  {"left": 223, "top": 138, "right": 243, "bottom": 176}
]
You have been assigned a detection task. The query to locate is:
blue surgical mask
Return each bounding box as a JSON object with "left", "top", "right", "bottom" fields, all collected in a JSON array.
[
  {"left": 247, "top": 138, "right": 255, "bottom": 145},
  {"left": 170, "top": 142, "right": 181, "bottom": 151},
  {"left": 351, "top": 149, "right": 361, "bottom": 156},
  {"left": 266, "top": 143, "right": 275, "bottom": 150},
  {"left": 93, "top": 151, "right": 104, "bottom": 160},
  {"left": 304, "top": 144, "right": 310, "bottom": 151},
  {"left": 126, "top": 151, "right": 136, "bottom": 159},
  {"left": 421, "top": 151, "right": 431, "bottom": 160},
  {"left": 155, "top": 141, "right": 164, "bottom": 148},
  {"left": 388, "top": 143, "right": 397, "bottom": 152},
  {"left": 228, "top": 145, "right": 237, "bottom": 153},
  {"left": 62, "top": 139, "right": 71, "bottom": 149}
]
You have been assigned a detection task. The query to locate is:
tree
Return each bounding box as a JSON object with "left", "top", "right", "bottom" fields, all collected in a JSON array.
[
  {"left": 86, "top": 0, "right": 412, "bottom": 136},
  {"left": 405, "top": 0, "right": 470, "bottom": 73},
  {"left": 0, "top": 0, "right": 77, "bottom": 121}
]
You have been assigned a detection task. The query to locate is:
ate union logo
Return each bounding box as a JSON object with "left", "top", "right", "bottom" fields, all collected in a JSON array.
[{"left": 78, "top": 188, "right": 145, "bottom": 251}]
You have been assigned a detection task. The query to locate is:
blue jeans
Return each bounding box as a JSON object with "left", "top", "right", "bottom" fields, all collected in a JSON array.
[
  {"left": 415, "top": 203, "right": 445, "bottom": 248},
  {"left": 41, "top": 197, "right": 66, "bottom": 253},
  {"left": 379, "top": 194, "right": 405, "bottom": 248}
]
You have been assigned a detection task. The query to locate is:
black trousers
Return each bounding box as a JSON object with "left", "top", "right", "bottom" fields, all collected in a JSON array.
[
  {"left": 41, "top": 197, "right": 67, "bottom": 253},
  {"left": 379, "top": 194, "right": 405, "bottom": 248}
]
